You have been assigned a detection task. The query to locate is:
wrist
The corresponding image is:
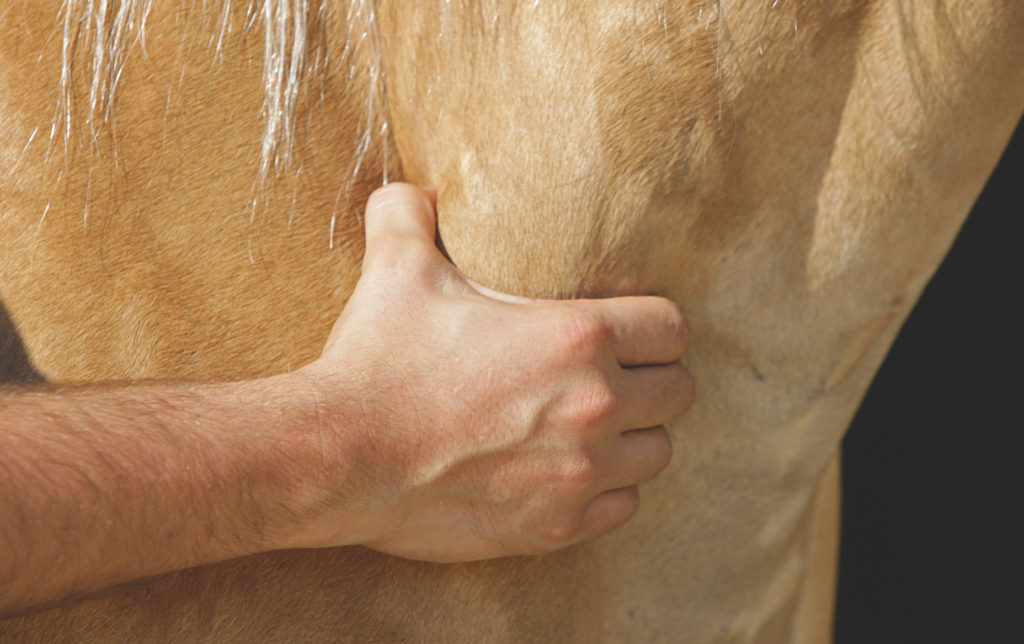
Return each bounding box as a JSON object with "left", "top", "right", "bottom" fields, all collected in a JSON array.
[{"left": 253, "top": 368, "right": 382, "bottom": 552}]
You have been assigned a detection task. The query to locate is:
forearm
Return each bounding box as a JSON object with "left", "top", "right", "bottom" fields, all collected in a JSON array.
[{"left": 0, "top": 373, "right": 346, "bottom": 615}]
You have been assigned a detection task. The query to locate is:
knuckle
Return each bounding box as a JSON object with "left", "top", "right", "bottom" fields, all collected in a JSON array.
[
  {"left": 537, "top": 515, "right": 583, "bottom": 549},
  {"left": 554, "top": 309, "right": 611, "bottom": 359},
  {"left": 558, "top": 450, "right": 599, "bottom": 488},
  {"left": 571, "top": 377, "right": 620, "bottom": 427}
]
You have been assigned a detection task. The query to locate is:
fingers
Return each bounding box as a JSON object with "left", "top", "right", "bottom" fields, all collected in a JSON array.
[
  {"left": 362, "top": 183, "right": 439, "bottom": 273},
  {"left": 610, "top": 426, "right": 674, "bottom": 486},
  {"left": 570, "top": 486, "right": 641, "bottom": 544},
  {"left": 534, "top": 425, "right": 671, "bottom": 551},
  {"left": 556, "top": 428, "right": 672, "bottom": 547},
  {"left": 619, "top": 361, "right": 695, "bottom": 429},
  {"left": 585, "top": 297, "right": 689, "bottom": 367},
  {"left": 588, "top": 425, "right": 674, "bottom": 500}
]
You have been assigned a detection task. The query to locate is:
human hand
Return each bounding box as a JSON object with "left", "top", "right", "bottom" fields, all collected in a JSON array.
[{"left": 291, "top": 183, "right": 693, "bottom": 562}]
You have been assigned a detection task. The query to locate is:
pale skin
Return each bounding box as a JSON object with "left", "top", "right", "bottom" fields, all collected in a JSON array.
[{"left": 0, "top": 183, "right": 693, "bottom": 617}]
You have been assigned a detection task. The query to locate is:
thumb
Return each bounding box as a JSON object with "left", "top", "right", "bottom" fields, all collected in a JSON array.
[
  {"left": 463, "top": 276, "right": 538, "bottom": 304},
  {"left": 362, "top": 183, "right": 439, "bottom": 273}
]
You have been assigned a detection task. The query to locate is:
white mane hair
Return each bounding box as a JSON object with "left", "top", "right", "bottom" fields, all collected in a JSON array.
[
  {"left": 53, "top": 1, "right": 928, "bottom": 188},
  {"left": 55, "top": 0, "right": 385, "bottom": 182}
]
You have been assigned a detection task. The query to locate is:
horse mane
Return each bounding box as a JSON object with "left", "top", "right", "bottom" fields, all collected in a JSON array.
[{"left": 55, "top": 0, "right": 386, "bottom": 182}]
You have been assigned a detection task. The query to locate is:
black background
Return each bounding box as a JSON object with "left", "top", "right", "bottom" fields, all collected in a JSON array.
[{"left": 834, "top": 119, "right": 1021, "bottom": 642}]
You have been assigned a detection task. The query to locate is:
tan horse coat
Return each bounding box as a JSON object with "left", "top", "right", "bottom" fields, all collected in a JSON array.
[{"left": 1, "top": 1, "right": 1021, "bottom": 641}]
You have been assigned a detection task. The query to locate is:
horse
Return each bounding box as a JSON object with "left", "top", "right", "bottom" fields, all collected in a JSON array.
[{"left": 1, "top": 1, "right": 1021, "bottom": 640}]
